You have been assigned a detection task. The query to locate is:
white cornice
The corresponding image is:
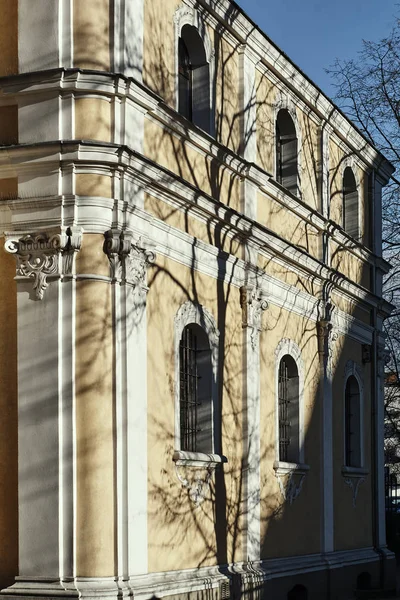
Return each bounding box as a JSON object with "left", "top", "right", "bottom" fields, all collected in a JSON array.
[
  {"left": 0, "top": 140, "right": 388, "bottom": 311},
  {"left": 0, "top": 70, "right": 390, "bottom": 270},
  {"left": 189, "top": 0, "right": 394, "bottom": 182}
]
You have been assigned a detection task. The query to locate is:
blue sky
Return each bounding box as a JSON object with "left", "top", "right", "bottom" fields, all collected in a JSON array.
[{"left": 235, "top": 0, "right": 398, "bottom": 100}]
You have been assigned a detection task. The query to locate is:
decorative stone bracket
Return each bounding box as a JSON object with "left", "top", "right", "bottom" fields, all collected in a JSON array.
[
  {"left": 342, "top": 467, "right": 368, "bottom": 508},
  {"left": 104, "top": 229, "right": 156, "bottom": 293},
  {"left": 4, "top": 228, "right": 82, "bottom": 300},
  {"left": 173, "top": 451, "right": 227, "bottom": 507},
  {"left": 274, "top": 462, "right": 309, "bottom": 505},
  {"left": 240, "top": 284, "right": 268, "bottom": 350}
]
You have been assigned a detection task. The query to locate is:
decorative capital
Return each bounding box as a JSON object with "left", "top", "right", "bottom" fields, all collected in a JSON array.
[
  {"left": 240, "top": 285, "right": 268, "bottom": 350},
  {"left": 104, "top": 229, "right": 156, "bottom": 290},
  {"left": 316, "top": 318, "right": 338, "bottom": 360},
  {"left": 4, "top": 228, "right": 81, "bottom": 300},
  {"left": 362, "top": 344, "right": 372, "bottom": 364},
  {"left": 377, "top": 345, "right": 390, "bottom": 377}
]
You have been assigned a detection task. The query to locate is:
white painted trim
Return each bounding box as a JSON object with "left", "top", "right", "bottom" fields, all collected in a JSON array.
[
  {"left": 59, "top": 0, "right": 73, "bottom": 68},
  {"left": 343, "top": 360, "right": 365, "bottom": 468},
  {"left": 274, "top": 339, "right": 305, "bottom": 464},
  {"left": 174, "top": 301, "right": 220, "bottom": 452}
]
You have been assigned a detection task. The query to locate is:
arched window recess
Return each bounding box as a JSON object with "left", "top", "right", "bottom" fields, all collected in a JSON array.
[
  {"left": 342, "top": 361, "right": 368, "bottom": 507},
  {"left": 173, "top": 301, "right": 224, "bottom": 465},
  {"left": 275, "top": 108, "right": 299, "bottom": 197},
  {"left": 273, "top": 339, "right": 309, "bottom": 504},
  {"left": 175, "top": 7, "right": 214, "bottom": 134},
  {"left": 343, "top": 166, "right": 359, "bottom": 239}
]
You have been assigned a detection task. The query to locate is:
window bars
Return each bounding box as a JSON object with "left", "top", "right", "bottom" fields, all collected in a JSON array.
[
  {"left": 279, "top": 357, "right": 291, "bottom": 462},
  {"left": 179, "top": 326, "right": 201, "bottom": 452}
]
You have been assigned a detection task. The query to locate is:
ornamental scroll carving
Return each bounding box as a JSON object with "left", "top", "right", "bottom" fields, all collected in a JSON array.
[
  {"left": 276, "top": 470, "right": 306, "bottom": 505},
  {"left": 104, "top": 229, "right": 156, "bottom": 292},
  {"left": 5, "top": 228, "right": 82, "bottom": 300},
  {"left": 240, "top": 285, "right": 268, "bottom": 350}
]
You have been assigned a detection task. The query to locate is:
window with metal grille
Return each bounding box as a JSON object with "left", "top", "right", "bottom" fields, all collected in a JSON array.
[
  {"left": 345, "top": 375, "right": 361, "bottom": 467},
  {"left": 276, "top": 109, "right": 298, "bottom": 196},
  {"left": 343, "top": 167, "right": 359, "bottom": 239},
  {"left": 179, "top": 324, "right": 213, "bottom": 453},
  {"left": 178, "top": 25, "right": 211, "bottom": 133},
  {"left": 278, "top": 355, "right": 300, "bottom": 463}
]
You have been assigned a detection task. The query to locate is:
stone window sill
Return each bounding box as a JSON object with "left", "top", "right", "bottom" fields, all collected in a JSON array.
[
  {"left": 341, "top": 466, "right": 369, "bottom": 478},
  {"left": 173, "top": 450, "right": 227, "bottom": 468},
  {"left": 273, "top": 460, "right": 310, "bottom": 475}
]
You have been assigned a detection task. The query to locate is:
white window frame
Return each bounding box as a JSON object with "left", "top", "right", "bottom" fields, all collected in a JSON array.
[
  {"left": 173, "top": 300, "right": 220, "bottom": 463},
  {"left": 174, "top": 4, "right": 215, "bottom": 135},
  {"left": 274, "top": 338, "right": 307, "bottom": 471}
]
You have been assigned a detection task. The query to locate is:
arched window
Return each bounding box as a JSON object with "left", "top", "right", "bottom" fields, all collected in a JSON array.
[
  {"left": 345, "top": 375, "right": 362, "bottom": 467},
  {"left": 179, "top": 323, "right": 213, "bottom": 453},
  {"left": 343, "top": 167, "right": 359, "bottom": 238},
  {"left": 178, "top": 25, "right": 211, "bottom": 133},
  {"left": 276, "top": 109, "right": 298, "bottom": 196},
  {"left": 174, "top": 301, "right": 219, "bottom": 456},
  {"left": 278, "top": 355, "right": 300, "bottom": 463}
]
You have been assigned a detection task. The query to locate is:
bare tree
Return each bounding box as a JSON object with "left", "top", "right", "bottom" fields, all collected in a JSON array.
[{"left": 329, "top": 15, "right": 400, "bottom": 470}]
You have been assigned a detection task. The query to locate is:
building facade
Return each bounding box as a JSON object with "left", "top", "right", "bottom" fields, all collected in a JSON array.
[{"left": 0, "top": 1, "right": 395, "bottom": 599}]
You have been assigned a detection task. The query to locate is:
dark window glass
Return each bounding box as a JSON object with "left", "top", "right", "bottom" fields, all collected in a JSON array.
[
  {"left": 179, "top": 324, "right": 212, "bottom": 453},
  {"left": 276, "top": 110, "right": 298, "bottom": 196},
  {"left": 278, "top": 355, "right": 300, "bottom": 463},
  {"left": 345, "top": 375, "right": 361, "bottom": 467},
  {"left": 343, "top": 167, "right": 359, "bottom": 239},
  {"left": 178, "top": 26, "right": 211, "bottom": 133}
]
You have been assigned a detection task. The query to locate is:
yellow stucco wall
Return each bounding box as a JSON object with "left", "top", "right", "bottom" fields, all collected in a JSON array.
[
  {"left": 76, "top": 173, "right": 113, "bottom": 199},
  {"left": 75, "top": 235, "right": 115, "bottom": 576},
  {"left": 331, "top": 337, "right": 373, "bottom": 550},
  {"left": 0, "top": 106, "right": 18, "bottom": 146},
  {"left": 0, "top": 0, "right": 18, "bottom": 77},
  {"left": 143, "top": 0, "right": 180, "bottom": 106},
  {"left": 143, "top": 120, "right": 241, "bottom": 212},
  {"left": 256, "top": 72, "right": 276, "bottom": 176},
  {"left": 214, "top": 34, "right": 240, "bottom": 154},
  {"left": 73, "top": 0, "right": 111, "bottom": 71},
  {"left": 144, "top": 194, "right": 243, "bottom": 259},
  {"left": 147, "top": 254, "right": 244, "bottom": 570},
  {"left": 259, "top": 306, "right": 321, "bottom": 558},
  {"left": 0, "top": 178, "right": 17, "bottom": 200},
  {"left": 0, "top": 239, "right": 18, "bottom": 587},
  {"left": 257, "top": 192, "right": 321, "bottom": 260},
  {"left": 75, "top": 98, "right": 112, "bottom": 144},
  {"left": 331, "top": 241, "right": 371, "bottom": 290},
  {"left": 298, "top": 111, "right": 321, "bottom": 212}
]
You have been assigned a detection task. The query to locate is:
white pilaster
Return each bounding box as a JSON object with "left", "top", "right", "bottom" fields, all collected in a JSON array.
[
  {"left": 113, "top": 0, "right": 144, "bottom": 80},
  {"left": 18, "top": 0, "right": 60, "bottom": 73},
  {"left": 104, "top": 230, "right": 155, "bottom": 578},
  {"left": 240, "top": 284, "right": 268, "bottom": 561},
  {"left": 3, "top": 229, "right": 81, "bottom": 581},
  {"left": 239, "top": 45, "right": 258, "bottom": 259},
  {"left": 317, "top": 317, "right": 335, "bottom": 554}
]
